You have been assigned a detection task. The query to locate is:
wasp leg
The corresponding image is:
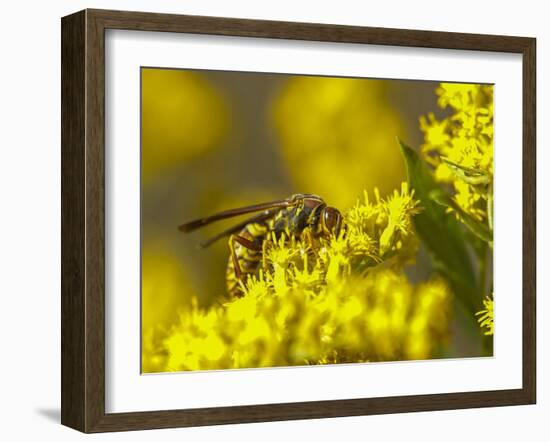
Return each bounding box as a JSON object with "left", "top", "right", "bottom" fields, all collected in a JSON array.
[
  {"left": 229, "top": 234, "right": 262, "bottom": 283},
  {"left": 303, "top": 229, "right": 314, "bottom": 248},
  {"left": 262, "top": 239, "right": 269, "bottom": 273},
  {"left": 302, "top": 229, "right": 321, "bottom": 260}
]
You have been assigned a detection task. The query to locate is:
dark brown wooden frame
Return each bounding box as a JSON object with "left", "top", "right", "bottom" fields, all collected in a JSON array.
[{"left": 61, "top": 8, "right": 536, "bottom": 433}]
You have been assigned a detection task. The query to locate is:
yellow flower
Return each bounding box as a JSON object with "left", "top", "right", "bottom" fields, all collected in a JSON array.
[
  {"left": 379, "top": 183, "right": 422, "bottom": 255},
  {"left": 162, "top": 268, "right": 450, "bottom": 371},
  {"left": 476, "top": 295, "right": 494, "bottom": 336},
  {"left": 344, "top": 183, "right": 420, "bottom": 264},
  {"left": 420, "top": 83, "right": 493, "bottom": 232}
]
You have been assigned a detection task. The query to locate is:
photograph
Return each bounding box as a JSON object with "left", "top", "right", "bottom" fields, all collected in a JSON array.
[{"left": 140, "top": 68, "right": 495, "bottom": 373}]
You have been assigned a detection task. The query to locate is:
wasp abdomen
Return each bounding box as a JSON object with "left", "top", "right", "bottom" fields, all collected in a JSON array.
[{"left": 226, "top": 223, "right": 267, "bottom": 298}]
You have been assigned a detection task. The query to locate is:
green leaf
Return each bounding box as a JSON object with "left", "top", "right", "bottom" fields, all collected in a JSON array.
[
  {"left": 399, "top": 139, "right": 480, "bottom": 314},
  {"left": 429, "top": 189, "right": 493, "bottom": 244}
]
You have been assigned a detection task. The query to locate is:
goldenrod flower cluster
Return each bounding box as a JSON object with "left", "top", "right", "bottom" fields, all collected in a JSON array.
[
  {"left": 420, "top": 83, "right": 494, "bottom": 230},
  {"left": 158, "top": 184, "right": 451, "bottom": 372},
  {"left": 419, "top": 83, "right": 494, "bottom": 338}
]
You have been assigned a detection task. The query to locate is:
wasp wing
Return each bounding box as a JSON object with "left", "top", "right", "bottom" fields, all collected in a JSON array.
[
  {"left": 178, "top": 199, "right": 291, "bottom": 233},
  {"left": 199, "top": 209, "right": 280, "bottom": 248}
]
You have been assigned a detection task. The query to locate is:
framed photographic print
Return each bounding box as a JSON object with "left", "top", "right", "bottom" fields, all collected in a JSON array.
[{"left": 61, "top": 9, "right": 536, "bottom": 433}]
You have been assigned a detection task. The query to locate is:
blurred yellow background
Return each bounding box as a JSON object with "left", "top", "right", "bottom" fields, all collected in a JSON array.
[{"left": 140, "top": 68, "right": 450, "bottom": 372}]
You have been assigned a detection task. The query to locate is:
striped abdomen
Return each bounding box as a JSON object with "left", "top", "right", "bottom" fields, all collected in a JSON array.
[{"left": 226, "top": 222, "right": 268, "bottom": 298}]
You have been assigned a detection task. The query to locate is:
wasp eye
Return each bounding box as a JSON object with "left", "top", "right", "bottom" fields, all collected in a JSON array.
[
  {"left": 323, "top": 209, "right": 335, "bottom": 225},
  {"left": 323, "top": 207, "right": 342, "bottom": 235}
]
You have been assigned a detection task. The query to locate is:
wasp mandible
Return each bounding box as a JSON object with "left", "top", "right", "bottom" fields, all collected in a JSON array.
[{"left": 178, "top": 194, "right": 343, "bottom": 298}]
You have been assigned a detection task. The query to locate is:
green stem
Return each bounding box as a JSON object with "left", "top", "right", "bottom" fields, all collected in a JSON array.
[{"left": 479, "top": 241, "right": 488, "bottom": 297}]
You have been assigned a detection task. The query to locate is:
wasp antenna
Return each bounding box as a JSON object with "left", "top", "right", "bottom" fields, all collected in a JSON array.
[
  {"left": 178, "top": 219, "right": 206, "bottom": 233},
  {"left": 199, "top": 239, "right": 213, "bottom": 249}
]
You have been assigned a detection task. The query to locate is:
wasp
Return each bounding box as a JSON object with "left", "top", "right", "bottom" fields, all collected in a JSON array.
[{"left": 178, "top": 194, "right": 343, "bottom": 298}]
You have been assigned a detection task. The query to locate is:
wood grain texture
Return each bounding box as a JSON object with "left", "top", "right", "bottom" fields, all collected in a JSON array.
[
  {"left": 61, "top": 10, "right": 86, "bottom": 431},
  {"left": 84, "top": 9, "right": 108, "bottom": 432},
  {"left": 522, "top": 38, "right": 536, "bottom": 403},
  {"left": 60, "top": 8, "right": 537, "bottom": 433},
  {"left": 89, "top": 8, "right": 532, "bottom": 52}
]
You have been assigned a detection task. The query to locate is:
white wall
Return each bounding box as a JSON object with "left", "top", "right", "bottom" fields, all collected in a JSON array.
[{"left": 0, "top": 0, "right": 546, "bottom": 440}]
